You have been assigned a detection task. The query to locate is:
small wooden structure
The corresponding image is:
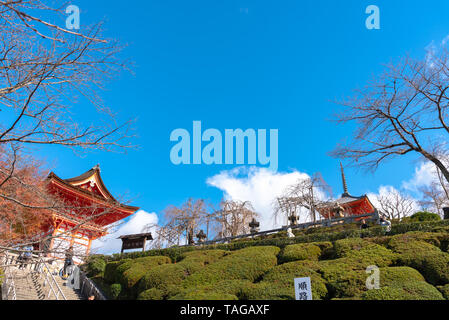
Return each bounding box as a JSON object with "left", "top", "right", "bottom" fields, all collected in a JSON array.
[{"left": 118, "top": 232, "right": 153, "bottom": 253}]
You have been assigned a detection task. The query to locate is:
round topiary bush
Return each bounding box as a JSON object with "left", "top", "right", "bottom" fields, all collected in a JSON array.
[
  {"left": 169, "top": 281, "right": 246, "bottom": 300},
  {"left": 137, "top": 249, "right": 228, "bottom": 295},
  {"left": 333, "top": 238, "right": 399, "bottom": 268},
  {"left": 181, "top": 246, "right": 280, "bottom": 287},
  {"left": 379, "top": 266, "right": 426, "bottom": 286},
  {"left": 278, "top": 243, "right": 322, "bottom": 263},
  {"left": 118, "top": 256, "right": 171, "bottom": 290},
  {"left": 104, "top": 260, "right": 130, "bottom": 284},
  {"left": 389, "top": 239, "right": 449, "bottom": 285},
  {"left": 318, "top": 258, "right": 368, "bottom": 298},
  {"left": 409, "top": 211, "right": 441, "bottom": 222},
  {"left": 257, "top": 260, "right": 328, "bottom": 299},
  {"left": 334, "top": 238, "right": 376, "bottom": 258},
  {"left": 361, "top": 281, "right": 444, "bottom": 300},
  {"left": 138, "top": 263, "right": 186, "bottom": 294}
]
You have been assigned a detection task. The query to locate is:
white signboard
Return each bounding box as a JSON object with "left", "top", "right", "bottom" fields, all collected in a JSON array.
[{"left": 294, "top": 277, "right": 312, "bottom": 300}]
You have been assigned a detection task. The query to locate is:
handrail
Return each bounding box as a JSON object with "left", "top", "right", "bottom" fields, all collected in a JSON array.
[
  {"left": 1, "top": 253, "right": 17, "bottom": 300},
  {"left": 197, "top": 212, "right": 379, "bottom": 246},
  {"left": 79, "top": 270, "right": 107, "bottom": 300},
  {"left": 36, "top": 258, "right": 67, "bottom": 300}
]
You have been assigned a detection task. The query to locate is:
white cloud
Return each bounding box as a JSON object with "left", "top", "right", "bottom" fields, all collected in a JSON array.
[
  {"left": 402, "top": 161, "right": 438, "bottom": 193},
  {"left": 91, "top": 209, "right": 158, "bottom": 255},
  {"left": 206, "top": 166, "right": 310, "bottom": 231}
]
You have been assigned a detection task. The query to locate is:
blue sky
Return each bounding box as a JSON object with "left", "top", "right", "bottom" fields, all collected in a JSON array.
[{"left": 33, "top": 1, "right": 449, "bottom": 246}]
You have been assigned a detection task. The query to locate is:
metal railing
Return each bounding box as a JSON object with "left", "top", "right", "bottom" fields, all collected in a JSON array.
[
  {"left": 1, "top": 254, "right": 17, "bottom": 300},
  {"left": 35, "top": 257, "right": 67, "bottom": 300},
  {"left": 197, "top": 212, "right": 380, "bottom": 246},
  {"left": 79, "top": 270, "right": 107, "bottom": 300}
]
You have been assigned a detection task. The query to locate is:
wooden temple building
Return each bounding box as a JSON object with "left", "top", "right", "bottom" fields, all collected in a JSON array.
[
  {"left": 39, "top": 165, "right": 139, "bottom": 264},
  {"left": 317, "top": 163, "right": 378, "bottom": 220}
]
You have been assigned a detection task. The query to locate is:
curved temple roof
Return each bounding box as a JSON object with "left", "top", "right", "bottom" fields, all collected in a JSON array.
[{"left": 47, "top": 165, "right": 139, "bottom": 228}]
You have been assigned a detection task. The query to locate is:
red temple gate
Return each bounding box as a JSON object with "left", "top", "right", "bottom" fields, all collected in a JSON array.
[{"left": 40, "top": 165, "right": 139, "bottom": 264}]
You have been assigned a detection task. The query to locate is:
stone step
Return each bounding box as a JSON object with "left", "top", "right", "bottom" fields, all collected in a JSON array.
[{"left": 7, "top": 267, "right": 83, "bottom": 300}]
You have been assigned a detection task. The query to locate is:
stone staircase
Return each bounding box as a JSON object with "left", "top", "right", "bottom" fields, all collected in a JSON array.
[{"left": 6, "top": 266, "right": 84, "bottom": 300}]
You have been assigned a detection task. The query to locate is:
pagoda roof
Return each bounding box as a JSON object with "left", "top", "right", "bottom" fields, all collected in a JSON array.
[
  {"left": 336, "top": 192, "right": 367, "bottom": 204},
  {"left": 316, "top": 163, "right": 378, "bottom": 218},
  {"left": 47, "top": 165, "right": 139, "bottom": 226}
]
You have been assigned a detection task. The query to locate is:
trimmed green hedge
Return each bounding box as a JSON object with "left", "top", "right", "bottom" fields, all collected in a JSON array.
[
  {"left": 138, "top": 288, "right": 165, "bottom": 300},
  {"left": 362, "top": 281, "right": 444, "bottom": 300},
  {"left": 181, "top": 246, "right": 280, "bottom": 287},
  {"left": 137, "top": 250, "right": 227, "bottom": 295},
  {"left": 389, "top": 238, "right": 449, "bottom": 286},
  {"left": 86, "top": 219, "right": 449, "bottom": 300},
  {"left": 278, "top": 243, "right": 322, "bottom": 263},
  {"left": 258, "top": 260, "right": 328, "bottom": 299},
  {"left": 169, "top": 280, "right": 250, "bottom": 300},
  {"left": 84, "top": 255, "right": 107, "bottom": 277},
  {"left": 96, "top": 220, "right": 449, "bottom": 265},
  {"left": 408, "top": 211, "right": 441, "bottom": 222}
]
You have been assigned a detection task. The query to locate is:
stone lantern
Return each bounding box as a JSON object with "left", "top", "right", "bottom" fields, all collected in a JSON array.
[
  {"left": 196, "top": 229, "right": 207, "bottom": 243},
  {"left": 288, "top": 215, "right": 298, "bottom": 226},
  {"left": 249, "top": 218, "right": 260, "bottom": 234}
]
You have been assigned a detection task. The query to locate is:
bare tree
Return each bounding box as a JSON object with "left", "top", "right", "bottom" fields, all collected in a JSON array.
[
  {"left": 274, "top": 173, "right": 332, "bottom": 225},
  {"left": 418, "top": 165, "right": 449, "bottom": 216},
  {"left": 157, "top": 198, "right": 210, "bottom": 246},
  {"left": 0, "top": 1, "right": 134, "bottom": 152},
  {"left": 331, "top": 49, "right": 449, "bottom": 185},
  {"left": 213, "top": 200, "right": 258, "bottom": 238},
  {"left": 377, "top": 189, "right": 417, "bottom": 220},
  {"left": 0, "top": 1, "right": 135, "bottom": 258}
]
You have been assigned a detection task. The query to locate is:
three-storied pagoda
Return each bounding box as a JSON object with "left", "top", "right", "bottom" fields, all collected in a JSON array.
[
  {"left": 317, "top": 163, "right": 378, "bottom": 220},
  {"left": 40, "top": 165, "right": 139, "bottom": 264}
]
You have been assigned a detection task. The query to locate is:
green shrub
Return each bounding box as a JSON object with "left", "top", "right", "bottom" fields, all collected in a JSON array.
[
  {"left": 361, "top": 281, "right": 443, "bottom": 300},
  {"left": 104, "top": 260, "right": 129, "bottom": 284},
  {"left": 334, "top": 238, "right": 398, "bottom": 267},
  {"left": 314, "top": 241, "right": 334, "bottom": 259},
  {"left": 169, "top": 280, "right": 247, "bottom": 300},
  {"left": 388, "top": 231, "right": 448, "bottom": 249},
  {"left": 259, "top": 260, "right": 328, "bottom": 299},
  {"left": 389, "top": 239, "right": 449, "bottom": 285},
  {"left": 118, "top": 256, "right": 171, "bottom": 290},
  {"left": 85, "top": 255, "right": 107, "bottom": 277},
  {"left": 333, "top": 238, "right": 373, "bottom": 258},
  {"left": 239, "top": 281, "right": 294, "bottom": 300},
  {"left": 138, "top": 264, "right": 186, "bottom": 294},
  {"left": 182, "top": 246, "right": 280, "bottom": 287},
  {"left": 318, "top": 258, "right": 368, "bottom": 298},
  {"left": 137, "top": 250, "right": 227, "bottom": 295},
  {"left": 379, "top": 267, "right": 426, "bottom": 286},
  {"left": 170, "top": 291, "right": 238, "bottom": 300},
  {"left": 89, "top": 219, "right": 449, "bottom": 300},
  {"left": 408, "top": 211, "right": 441, "bottom": 222},
  {"left": 108, "top": 283, "right": 122, "bottom": 299},
  {"left": 437, "top": 284, "right": 449, "bottom": 300},
  {"left": 100, "top": 220, "right": 449, "bottom": 264},
  {"left": 137, "top": 288, "right": 165, "bottom": 300},
  {"left": 279, "top": 243, "right": 322, "bottom": 263}
]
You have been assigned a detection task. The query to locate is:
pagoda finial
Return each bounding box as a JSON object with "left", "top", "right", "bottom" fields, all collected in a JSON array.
[{"left": 340, "top": 162, "right": 349, "bottom": 196}]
